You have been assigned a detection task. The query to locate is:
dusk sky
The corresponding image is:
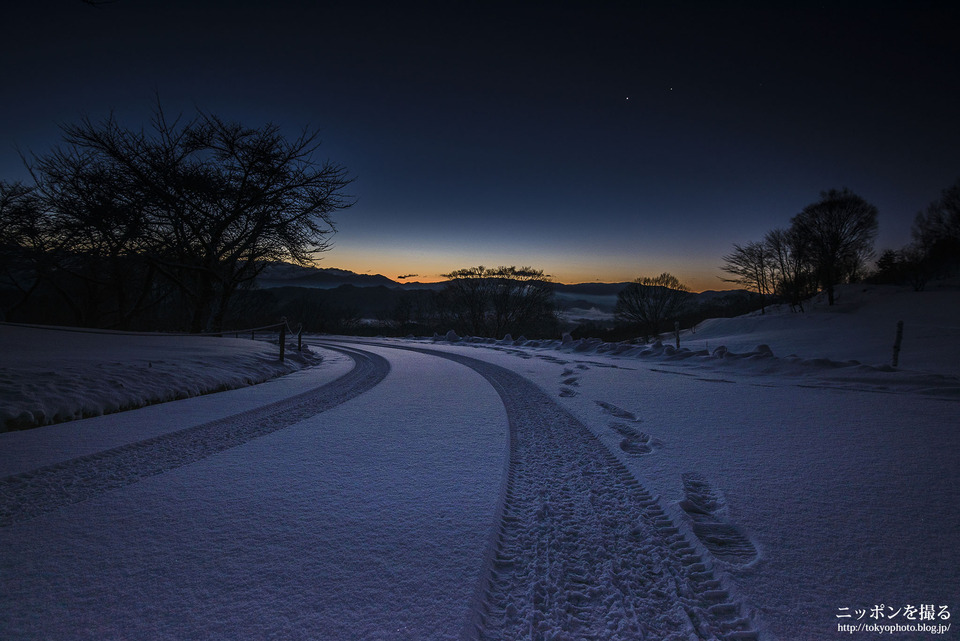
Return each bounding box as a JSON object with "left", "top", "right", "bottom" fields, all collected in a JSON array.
[{"left": 3, "top": 1, "right": 958, "bottom": 290}]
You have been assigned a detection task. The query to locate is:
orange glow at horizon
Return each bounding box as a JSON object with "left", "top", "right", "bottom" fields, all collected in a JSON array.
[{"left": 321, "top": 250, "right": 735, "bottom": 293}]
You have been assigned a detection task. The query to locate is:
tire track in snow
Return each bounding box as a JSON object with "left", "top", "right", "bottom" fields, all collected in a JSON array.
[
  {"left": 351, "top": 342, "right": 761, "bottom": 641},
  {"left": 0, "top": 345, "right": 389, "bottom": 528}
]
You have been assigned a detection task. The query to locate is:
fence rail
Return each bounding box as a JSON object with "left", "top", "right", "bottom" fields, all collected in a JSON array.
[{"left": 222, "top": 317, "right": 303, "bottom": 362}]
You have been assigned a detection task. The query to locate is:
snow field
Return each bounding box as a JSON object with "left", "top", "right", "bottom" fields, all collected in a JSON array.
[
  {"left": 689, "top": 284, "right": 960, "bottom": 376},
  {"left": 410, "top": 336, "right": 959, "bottom": 639},
  {"left": 2, "top": 284, "right": 957, "bottom": 639},
  {"left": 0, "top": 324, "right": 320, "bottom": 431}
]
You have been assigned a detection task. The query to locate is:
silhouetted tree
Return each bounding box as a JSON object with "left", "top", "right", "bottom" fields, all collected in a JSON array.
[
  {"left": 615, "top": 272, "right": 690, "bottom": 340},
  {"left": 27, "top": 105, "right": 354, "bottom": 331},
  {"left": 488, "top": 266, "right": 555, "bottom": 337},
  {"left": 764, "top": 227, "right": 814, "bottom": 311},
  {"left": 874, "top": 248, "right": 902, "bottom": 279},
  {"left": 790, "top": 188, "right": 878, "bottom": 305},
  {"left": 439, "top": 266, "right": 556, "bottom": 337},
  {"left": 911, "top": 177, "right": 960, "bottom": 280},
  {"left": 720, "top": 240, "right": 772, "bottom": 313},
  {"left": 27, "top": 142, "right": 161, "bottom": 328},
  {"left": 441, "top": 266, "right": 491, "bottom": 336},
  {"left": 870, "top": 247, "right": 928, "bottom": 290},
  {"left": 0, "top": 182, "right": 49, "bottom": 320}
]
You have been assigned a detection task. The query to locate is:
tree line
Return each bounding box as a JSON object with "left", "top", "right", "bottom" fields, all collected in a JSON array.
[
  {"left": 873, "top": 179, "right": 960, "bottom": 290},
  {"left": 0, "top": 106, "right": 564, "bottom": 338},
  {"left": 176, "top": 265, "right": 556, "bottom": 339},
  {"left": 9, "top": 105, "right": 951, "bottom": 338},
  {"left": 221, "top": 267, "right": 747, "bottom": 344},
  {"left": 721, "top": 188, "right": 880, "bottom": 312},
  {"left": 721, "top": 182, "right": 959, "bottom": 313}
]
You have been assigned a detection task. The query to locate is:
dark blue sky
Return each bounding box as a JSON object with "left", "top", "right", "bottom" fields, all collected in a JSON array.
[{"left": 3, "top": 1, "right": 958, "bottom": 289}]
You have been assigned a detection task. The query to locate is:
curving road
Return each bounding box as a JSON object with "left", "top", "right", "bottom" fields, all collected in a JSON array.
[
  {"left": 333, "top": 341, "right": 761, "bottom": 641},
  {"left": 0, "top": 344, "right": 388, "bottom": 527},
  {"left": 2, "top": 339, "right": 761, "bottom": 640}
]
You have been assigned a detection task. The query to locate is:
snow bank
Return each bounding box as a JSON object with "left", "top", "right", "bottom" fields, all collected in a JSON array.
[
  {"left": 689, "top": 284, "right": 960, "bottom": 375},
  {"left": 409, "top": 293, "right": 960, "bottom": 639},
  {"left": 0, "top": 324, "right": 320, "bottom": 431},
  {"left": 433, "top": 284, "right": 960, "bottom": 395}
]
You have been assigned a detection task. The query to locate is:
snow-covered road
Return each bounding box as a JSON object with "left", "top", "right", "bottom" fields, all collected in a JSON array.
[
  {"left": 1, "top": 342, "right": 507, "bottom": 640},
  {"left": 406, "top": 337, "right": 959, "bottom": 640},
  {"left": 362, "top": 342, "right": 760, "bottom": 640},
  {"left": 2, "top": 334, "right": 958, "bottom": 640}
]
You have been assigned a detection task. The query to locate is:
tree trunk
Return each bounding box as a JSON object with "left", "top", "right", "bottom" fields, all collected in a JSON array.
[{"left": 190, "top": 278, "right": 215, "bottom": 333}]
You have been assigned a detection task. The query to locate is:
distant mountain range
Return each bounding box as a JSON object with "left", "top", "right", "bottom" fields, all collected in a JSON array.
[
  {"left": 255, "top": 263, "right": 403, "bottom": 289},
  {"left": 254, "top": 263, "right": 751, "bottom": 315},
  {"left": 255, "top": 263, "right": 636, "bottom": 300}
]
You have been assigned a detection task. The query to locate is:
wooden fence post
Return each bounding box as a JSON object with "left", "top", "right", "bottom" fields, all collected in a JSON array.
[
  {"left": 297, "top": 324, "right": 303, "bottom": 352},
  {"left": 892, "top": 320, "right": 903, "bottom": 367},
  {"left": 279, "top": 322, "right": 286, "bottom": 362}
]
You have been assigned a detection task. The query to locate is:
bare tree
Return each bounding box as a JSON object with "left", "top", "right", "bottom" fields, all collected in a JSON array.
[
  {"left": 488, "top": 266, "right": 555, "bottom": 337},
  {"left": 0, "top": 182, "right": 51, "bottom": 320},
  {"left": 441, "top": 266, "right": 491, "bottom": 336},
  {"left": 764, "top": 227, "right": 813, "bottom": 311},
  {"left": 720, "top": 240, "right": 772, "bottom": 313},
  {"left": 439, "top": 265, "right": 556, "bottom": 337},
  {"left": 27, "top": 142, "right": 162, "bottom": 328},
  {"left": 38, "top": 105, "right": 355, "bottom": 331},
  {"left": 790, "top": 188, "right": 878, "bottom": 305},
  {"left": 615, "top": 272, "right": 690, "bottom": 340}
]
